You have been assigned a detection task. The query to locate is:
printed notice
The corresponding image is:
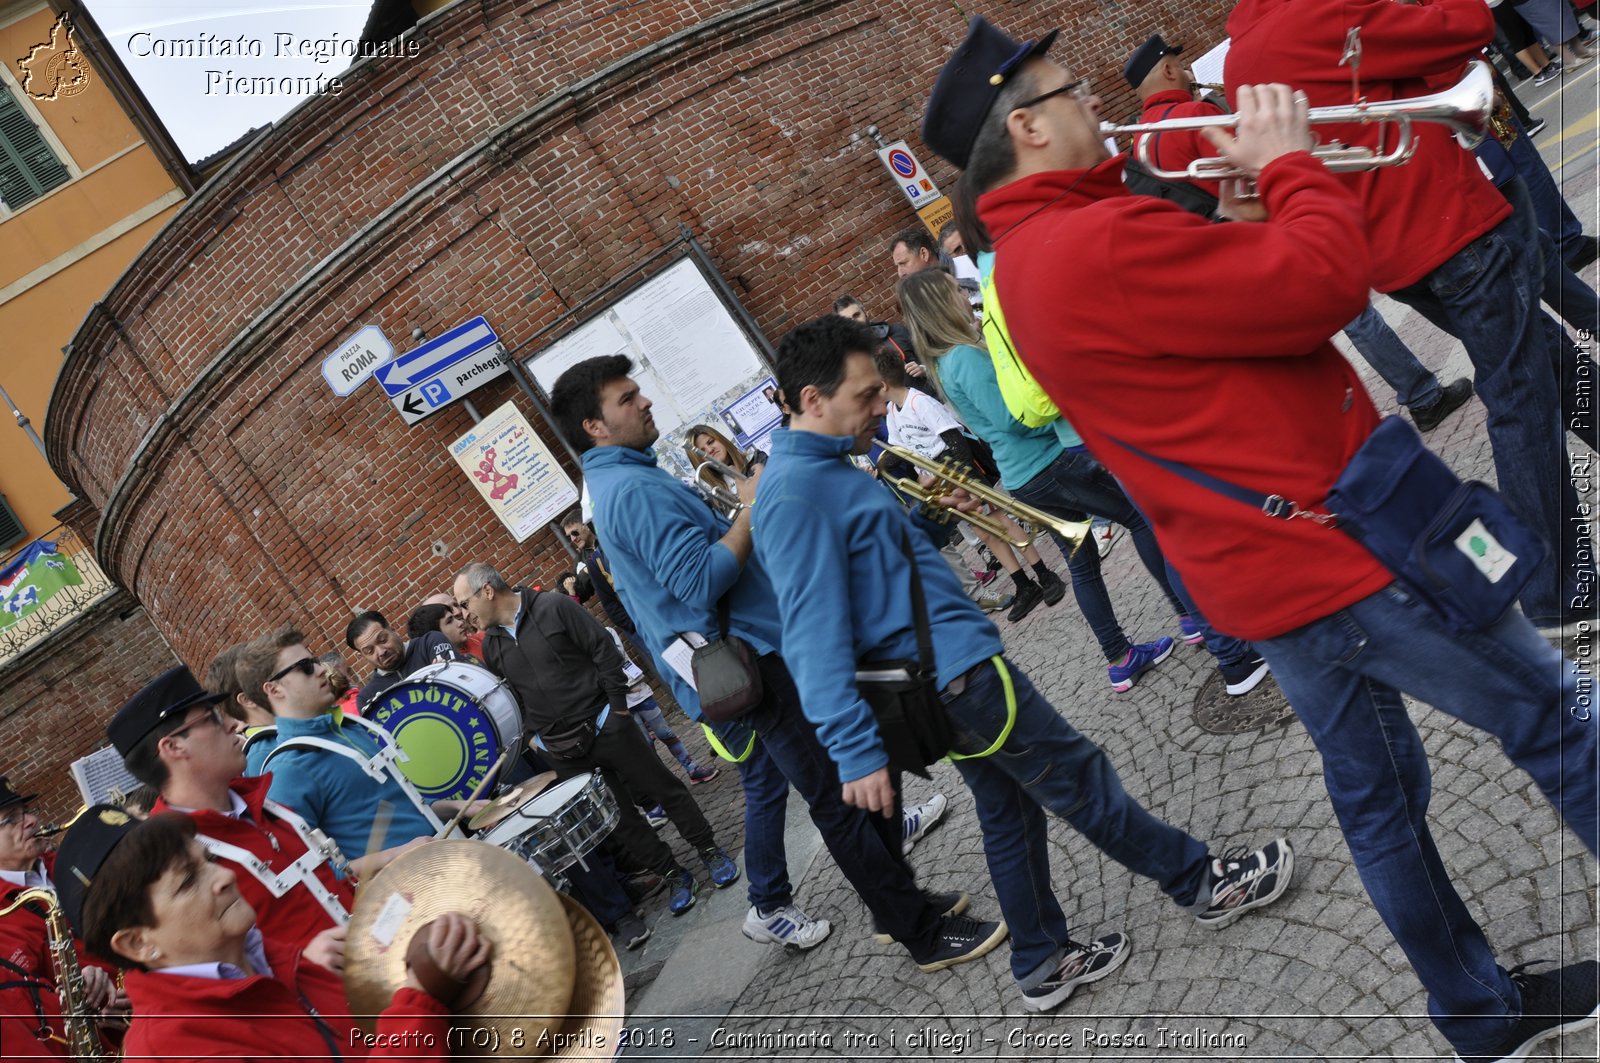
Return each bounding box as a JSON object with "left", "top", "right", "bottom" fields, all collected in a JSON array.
[{"left": 450, "top": 402, "right": 578, "bottom": 542}]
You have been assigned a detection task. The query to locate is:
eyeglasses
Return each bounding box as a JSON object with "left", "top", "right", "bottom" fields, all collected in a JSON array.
[
  {"left": 1014, "top": 79, "right": 1092, "bottom": 111},
  {"left": 0, "top": 805, "right": 34, "bottom": 830},
  {"left": 167, "top": 706, "right": 226, "bottom": 740},
  {"left": 268, "top": 656, "right": 321, "bottom": 683}
]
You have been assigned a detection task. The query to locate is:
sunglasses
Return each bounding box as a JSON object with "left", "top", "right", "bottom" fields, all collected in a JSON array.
[
  {"left": 268, "top": 656, "right": 321, "bottom": 683},
  {"left": 1014, "top": 79, "right": 1092, "bottom": 111}
]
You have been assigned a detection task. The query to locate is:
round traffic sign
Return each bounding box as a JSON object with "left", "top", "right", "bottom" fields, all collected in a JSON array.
[{"left": 887, "top": 149, "right": 917, "bottom": 178}]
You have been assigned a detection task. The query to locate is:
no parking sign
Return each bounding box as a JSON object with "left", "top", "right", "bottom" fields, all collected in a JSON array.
[{"left": 876, "top": 139, "right": 945, "bottom": 228}]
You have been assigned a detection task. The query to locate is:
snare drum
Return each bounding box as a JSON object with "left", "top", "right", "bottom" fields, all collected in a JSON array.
[
  {"left": 479, "top": 772, "right": 619, "bottom": 874},
  {"left": 365, "top": 661, "right": 522, "bottom": 803}
]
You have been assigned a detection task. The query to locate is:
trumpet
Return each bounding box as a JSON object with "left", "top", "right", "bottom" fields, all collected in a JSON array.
[
  {"left": 1101, "top": 60, "right": 1493, "bottom": 182},
  {"left": 876, "top": 444, "right": 1091, "bottom": 556},
  {"left": 688, "top": 446, "right": 747, "bottom": 517}
]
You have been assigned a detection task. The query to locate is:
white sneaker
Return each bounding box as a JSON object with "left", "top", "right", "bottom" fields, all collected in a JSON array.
[
  {"left": 741, "top": 904, "right": 832, "bottom": 950},
  {"left": 1094, "top": 524, "right": 1120, "bottom": 557},
  {"left": 972, "top": 586, "right": 1013, "bottom": 612},
  {"left": 903, "top": 793, "right": 948, "bottom": 855}
]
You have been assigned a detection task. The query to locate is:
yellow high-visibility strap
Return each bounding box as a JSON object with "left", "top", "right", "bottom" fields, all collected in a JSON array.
[
  {"left": 702, "top": 722, "right": 757, "bottom": 763},
  {"left": 946, "top": 656, "right": 1016, "bottom": 761}
]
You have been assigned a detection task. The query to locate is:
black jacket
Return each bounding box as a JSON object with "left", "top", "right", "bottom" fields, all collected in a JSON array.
[{"left": 480, "top": 588, "right": 631, "bottom": 737}]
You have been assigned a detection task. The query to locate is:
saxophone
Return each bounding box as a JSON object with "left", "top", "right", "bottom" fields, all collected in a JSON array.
[{"left": 0, "top": 887, "right": 109, "bottom": 1062}]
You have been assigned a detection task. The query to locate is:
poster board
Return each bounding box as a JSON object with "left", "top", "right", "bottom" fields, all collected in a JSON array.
[
  {"left": 449, "top": 401, "right": 579, "bottom": 542},
  {"left": 522, "top": 256, "right": 779, "bottom": 476}
]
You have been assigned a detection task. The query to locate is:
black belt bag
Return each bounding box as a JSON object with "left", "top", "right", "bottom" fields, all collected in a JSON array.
[
  {"left": 540, "top": 716, "right": 598, "bottom": 759},
  {"left": 686, "top": 598, "right": 764, "bottom": 723}
]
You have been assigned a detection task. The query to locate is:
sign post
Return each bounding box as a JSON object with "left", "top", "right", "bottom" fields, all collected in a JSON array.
[{"left": 875, "top": 140, "right": 949, "bottom": 239}]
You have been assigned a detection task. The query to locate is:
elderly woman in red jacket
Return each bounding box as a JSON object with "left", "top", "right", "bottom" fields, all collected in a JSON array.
[{"left": 54, "top": 806, "right": 491, "bottom": 1062}]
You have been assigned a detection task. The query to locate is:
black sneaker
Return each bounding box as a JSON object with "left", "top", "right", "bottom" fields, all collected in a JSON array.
[
  {"left": 1219, "top": 655, "right": 1270, "bottom": 696},
  {"left": 1038, "top": 567, "right": 1067, "bottom": 606},
  {"left": 1007, "top": 579, "right": 1045, "bottom": 622},
  {"left": 614, "top": 912, "right": 652, "bottom": 951},
  {"left": 1411, "top": 377, "right": 1475, "bottom": 433},
  {"left": 871, "top": 889, "right": 971, "bottom": 944},
  {"left": 1021, "top": 932, "right": 1132, "bottom": 1012},
  {"left": 1194, "top": 837, "right": 1295, "bottom": 929},
  {"left": 623, "top": 871, "right": 665, "bottom": 903},
  {"left": 1454, "top": 960, "right": 1600, "bottom": 1062},
  {"left": 912, "top": 914, "right": 1008, "bottom": 973},
  {"left": 1524, "top": 116, "right": 1547, "bottom": 137}
]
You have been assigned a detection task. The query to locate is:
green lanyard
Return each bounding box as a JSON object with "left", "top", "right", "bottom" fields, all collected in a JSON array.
[
  {"left": 701, "top": 723, "right": 758, "bottom": 763},
  {"left": 945, "top": 656, "right": 1017, "bottom": 761}
]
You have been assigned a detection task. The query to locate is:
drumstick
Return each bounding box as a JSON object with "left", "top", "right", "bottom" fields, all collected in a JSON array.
[{"left": 435, "top": 750, "right": 511, "bottom": 839}]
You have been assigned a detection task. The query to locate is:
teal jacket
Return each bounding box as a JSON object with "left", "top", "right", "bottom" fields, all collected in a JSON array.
[{"left": 752, "top": 428, "right": 1003, "bottom": 782}]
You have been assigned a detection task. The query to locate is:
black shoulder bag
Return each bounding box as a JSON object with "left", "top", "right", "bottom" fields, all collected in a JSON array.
[
  {"left": 688, "top": 596, "right": 765, "bottom": 722},
  {"left": 853, "top": 531, "right": 956, "bottom": 777}
]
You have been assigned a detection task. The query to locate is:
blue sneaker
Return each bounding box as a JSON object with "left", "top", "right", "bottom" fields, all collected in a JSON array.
[
  {"left": 1177, "top": 615, "right": 1206, "bottom": 646},
  {"left": 1108, "top": 637, "right": 1174, "bottom": 693},
  {"left": 642, "top": 805, "right": 667, "bottom": 830},
  {"left": 702, "top": 847, "right": 740, "bottom": 889},
  {"left": 667, "top": 868, "right": 698, "bottom": 915}
]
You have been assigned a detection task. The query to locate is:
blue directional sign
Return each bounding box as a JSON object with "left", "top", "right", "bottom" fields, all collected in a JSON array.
[{"left": 374, "top": 316, "right": 500, "bottom": 397}]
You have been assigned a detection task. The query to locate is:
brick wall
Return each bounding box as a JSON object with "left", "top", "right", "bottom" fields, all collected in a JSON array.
[
  {"left": 0, "top": 592, "right": 179, "bottom": 824},
  {"left": 47, "top": 0, "right": 1233, "bottom": 671}
]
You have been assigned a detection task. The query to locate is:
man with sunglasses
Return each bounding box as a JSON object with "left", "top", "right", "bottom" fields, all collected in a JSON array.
[
  {"left": 109, "top": 665, "right": 354, "bottom": 967},
  {"left": 0, "top": 775, "right": 120, "bottom": 1058}
]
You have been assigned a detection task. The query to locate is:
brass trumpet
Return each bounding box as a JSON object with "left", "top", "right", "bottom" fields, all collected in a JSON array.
[
  {"left": 688, "top": 446, "right": 747, "bottom": 517},
  {"left": 1101, "top": 60, "right": 1493, "bottom": 182},
  {"left": 876, "top": 444, "right": 1091, "bottom": 556}
]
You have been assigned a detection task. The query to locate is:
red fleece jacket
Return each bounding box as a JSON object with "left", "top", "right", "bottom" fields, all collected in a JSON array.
[
  {"left": 120, "top": 934, "right": 451, "bottom": 1062},
  {"left": 1224, "top": 0, "right": 1506, "bottom": 291},
  {"left": 1135, "top": 90, "right": 1228, "bottom": 194},
  {"left": 980, "top": 153, "right": 1393, "bottom": 640}
]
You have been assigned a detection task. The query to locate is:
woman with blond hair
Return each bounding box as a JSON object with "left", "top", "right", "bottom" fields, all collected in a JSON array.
[
  {"left": 897, "top": 268, "right": 1208, "bottom": 694},
  {"left": 684, "top": 424, "right": 766, "bottom": 501}
]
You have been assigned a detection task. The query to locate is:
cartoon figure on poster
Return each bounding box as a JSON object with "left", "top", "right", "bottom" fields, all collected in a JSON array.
[{"left": 472, "top": 447, "right": 520, "bottom": 500}]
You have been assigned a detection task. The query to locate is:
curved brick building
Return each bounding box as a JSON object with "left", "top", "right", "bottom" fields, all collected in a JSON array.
[{"left": 46, "top": 0, "right": 1226, "bottom": 667}]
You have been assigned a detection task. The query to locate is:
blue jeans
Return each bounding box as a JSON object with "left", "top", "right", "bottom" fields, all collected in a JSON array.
[
  {"left": 1342, "top": 302, "right": 1440, "bottom": 411},
  {"left": 712, "top": 715, "right": 793, "bottom": 911},
  {"left": 630, "top": 697, "right": 698, "bottom": 773},
  {"left": 1011, "top": 448, "right": 1185, "bottom": 661},
  {"left": 1159, "top": 557, "right": 1254, "bottom": 668},
  {"left": 1505, "top": 118, "right": 1587, "bottom": 264},
  {"left": 1255, "top": 584, "right": 1597, "bottom": 1055},
  {"left": 943, "top": 657, "right": 1212, "bottom": 985},
  {"left": 729, "top": 654, "right": 941, "bottom": 954},
  {"left": 1390, "top": 211, "right": 1583, "bottom": 625}
]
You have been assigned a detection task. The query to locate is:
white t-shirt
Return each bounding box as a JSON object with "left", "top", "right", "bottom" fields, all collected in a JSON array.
[{"left": 886, "top": 389, "right": 966, "bottom": 460}]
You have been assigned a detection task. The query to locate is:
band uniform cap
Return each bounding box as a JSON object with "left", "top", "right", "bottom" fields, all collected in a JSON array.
[
  {"left": 54, "top": 803, "right": 140, "bottom": 938},
  {"left": 1123, "top": 34, "right": 1184, "bottom": 89},
  {"left": 0, "top": 776, "right": 38, "bottom": 811},
  {"left": 922, "top": 16, "right": 1061, "bottom": 170},
  {"left": 107, "top": 664, "right": 228, "bottom": 757}
]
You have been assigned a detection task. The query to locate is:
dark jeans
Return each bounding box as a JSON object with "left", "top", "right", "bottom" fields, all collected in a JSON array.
[
  {"left": 1011, "top": 448, "right": 1184, "bottom": 661},
  {"left": 943, "top": 658, "right": 1212, "bottom": 985},
  {"left": 550, "top": 710, "right": 716, "bottom": 876},
  {"left": 1390, "top": 211, "right": 1585, "bottom": 625},
  {"left": 560, "top": 844, "right": 633, "bottom": 929},
  {"left": 712, "top": 715, "right": 794, "bottom": 911},
  {"left": 735, "top": 653, "right": 942, "bottom": 956}
]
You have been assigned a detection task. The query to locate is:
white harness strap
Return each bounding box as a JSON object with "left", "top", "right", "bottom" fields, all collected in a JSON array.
[
  {"left": 194, "top": 807, "right": 352, "bottom": 928},
  {"left": 261, "top": 717, "right": 446, "bottom": 834}
]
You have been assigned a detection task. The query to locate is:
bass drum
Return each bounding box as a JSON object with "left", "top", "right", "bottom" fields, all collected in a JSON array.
[{"left": 364, "top": 661, "right": 522, "bottom": 803}]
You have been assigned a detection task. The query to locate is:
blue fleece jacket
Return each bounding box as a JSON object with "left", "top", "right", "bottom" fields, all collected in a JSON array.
[
  {"left": 752, "top": 428, "right": 1004, "bottom": 783},
  {"left": 581, "top": 444, "right": 785, "bottom": 720}
]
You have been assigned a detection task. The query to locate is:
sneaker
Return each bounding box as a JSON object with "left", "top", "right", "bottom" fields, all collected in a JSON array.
[
  {"left": 1533, "top": 64, "right": 1562, "bottom": 86},
  {"left": 972, "top": 567, "right": 997, "bottom": 585},
  {"left": 1194, "top": 837, "right": 1295, "bottom": 930},
  {"left": 642, "top": 805, "right": 668, "bottom": 830},
  {"left": 667, "top": 868, "right": 698, "bottom": 916},
  {"left": 1037, "top": 567, "right": 1067, "bottom": 606},
  {"left": 1177, "top": 614, "right": 1206, "bottom": 646},
  {"left": 701, "top": 847, "right": 740, "bottom": 889},
  {"left": 623, "top": 871, "right": 665, "bottom": 903},
  {"left": 1020, "top": 932, "right": 1132, "bottom": 1012},
  {"left": 973, "top": 586, "right": 1014, "bottom": 613},
  {"left": 742, "top": 904, "right": 833, "bottom": 951},
  {"left": 1410, "top": 377, "right": 1474, "bottom": 433},
  {"left": 614, "top": 912, "right": 652, "bottom": 951},
  {"left": 1454, "top": 960, "right": 1600, "bottom": 1063},
  {"left": 913, "top": 914, "right": 1009, "bottom": 973},
  {"left": 1094, "top": 523, "right": 1120, "bottom": 557},
  {"left": 1108, "top": 637, "right": 1175, "bottom": 693},
  {"left": 872, "top": 889, "right": 971, "bottom": 944},
  {"left": 1524, "top": 116, "right": 1547, "bottom": 137},
  {"left": 902, "top": 793, "right": 949, "bottom": 855},
  {"left": 688, "top": 766, "right": 720, "bottom": 784},
  {"left": 1219, "top": 655, "right": 1270, "bottom": 696},
  {"left": 1006, "top": 580, "right": 1045, "bottom": 622}
]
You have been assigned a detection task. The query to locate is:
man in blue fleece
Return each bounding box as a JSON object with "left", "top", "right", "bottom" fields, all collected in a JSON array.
[
  {"left": 553, "top": 354, "right": 1003, "bottom": 971},
  {"left": 752, "top": 315, "right": 1297, "bottom": 1012}
]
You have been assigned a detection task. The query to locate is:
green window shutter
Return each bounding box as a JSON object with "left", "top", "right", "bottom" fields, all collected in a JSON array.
[
  {"left": 0, "top": 496, "right": 24, "bottom": 553},
  {"left": 0, "top": 87, "right": 70, "bottom": 211}
]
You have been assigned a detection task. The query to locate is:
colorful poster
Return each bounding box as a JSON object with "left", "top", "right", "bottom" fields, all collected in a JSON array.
[{"left": 450, "top": 402, "right": 579, "bottom": 543}]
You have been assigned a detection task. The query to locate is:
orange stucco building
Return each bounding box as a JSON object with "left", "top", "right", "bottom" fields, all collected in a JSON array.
[{"left": 0, "top": 0, "right": 192, "bottom": 548}]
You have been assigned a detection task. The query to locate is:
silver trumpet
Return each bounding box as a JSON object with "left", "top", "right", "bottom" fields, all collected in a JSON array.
[
  {"left": 875, "top": 444, "right": 1090, "bottom": 556},
  {"left": 1101, "top": 60, "right": 1493, "bottom": 182},
  {"left": 688, "top": 446, "right": 747, "bottom": 517}
]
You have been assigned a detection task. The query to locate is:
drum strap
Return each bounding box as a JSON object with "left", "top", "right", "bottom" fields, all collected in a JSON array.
[
  {"left": 193, "top": 801, "right": 352, "bottom": 926},
  {"left": 262, "top": 721, "right": 446, "bottom": 835}
]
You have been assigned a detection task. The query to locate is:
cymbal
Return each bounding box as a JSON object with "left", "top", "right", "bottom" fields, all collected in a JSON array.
[
  {"left": 345, "top": 839, "right": 575, "bottom": 1054},
  {"left": 468, "top": 773, "right": 559, "bottom": 833},
  {"left": 546, "top": 893, "right": 625, "bottom": 1061}
]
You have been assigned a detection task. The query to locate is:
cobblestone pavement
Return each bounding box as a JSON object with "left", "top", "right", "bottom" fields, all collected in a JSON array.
[{"left": 617, "top": 74, "right": 1600, "bottom": 1061}]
